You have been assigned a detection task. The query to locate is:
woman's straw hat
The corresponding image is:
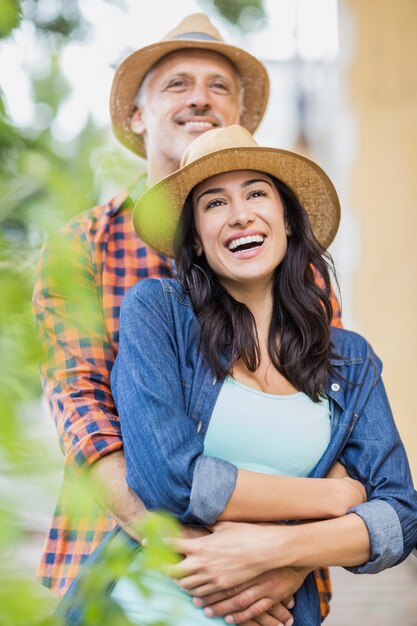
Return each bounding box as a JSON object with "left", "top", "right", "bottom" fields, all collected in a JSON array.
[
  {"left": 133, "top": 125, "right": 341, "bottom": 257},
  {"left": 110, "top": 13, "right": 269, "bottom": 157}
]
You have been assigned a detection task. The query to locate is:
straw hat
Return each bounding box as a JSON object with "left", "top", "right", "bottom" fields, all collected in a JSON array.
[
  {"left": 133, "top": 125, "right": 340, "bottom": 258},
  {"left": 110, "top": 13, "right": 269, "bottom": 157}
]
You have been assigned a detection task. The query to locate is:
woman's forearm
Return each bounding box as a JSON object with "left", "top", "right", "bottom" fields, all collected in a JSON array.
[
  {"left": 262, "top": 514, "right": 371, "bottom": 571},
  {"left": 218, "top": 469, "right": 365, "bottom": 521},
  {"left": 168, "top": 514, "right": 371, "bottom": 595}
]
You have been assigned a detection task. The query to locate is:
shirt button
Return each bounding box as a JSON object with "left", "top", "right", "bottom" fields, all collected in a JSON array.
[{"left": 331, "top": 383, "right": 340, "bottom": 392}]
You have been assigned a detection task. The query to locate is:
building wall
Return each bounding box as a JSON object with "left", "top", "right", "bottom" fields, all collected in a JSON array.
[{"left": 344, "top": 0, "right": 417, "bottom": 478}]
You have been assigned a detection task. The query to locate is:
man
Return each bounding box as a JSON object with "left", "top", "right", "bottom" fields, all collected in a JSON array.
[{"left": 34, "top": 13, "right": 338, "bottom": 624}]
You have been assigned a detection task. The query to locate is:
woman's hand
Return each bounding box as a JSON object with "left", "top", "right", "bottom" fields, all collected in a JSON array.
[
  {"left": 326, "top": 460, "right": 350, "bottom": 479},
  {"left": 327, "top": 461, "right": 367, "bottom": 513},
  {"left": 166, "top": 521, "right": 275, "bottom": 596},
  {"left": 341, "top": 476, "right": 367, "bottom": 509}
]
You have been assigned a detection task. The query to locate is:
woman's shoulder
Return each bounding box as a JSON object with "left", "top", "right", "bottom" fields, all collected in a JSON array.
[
  {"left": 330, "top": 326, "right": 382, "bottom": 370},
  {"left": 122, "top": 278, "right": 192, "bottom": 311}
]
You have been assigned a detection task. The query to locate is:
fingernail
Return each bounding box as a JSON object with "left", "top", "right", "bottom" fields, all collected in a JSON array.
[
  {"left": 287, "top": 598, "right": 295, "bottom": 609},
  {"left": 285, "top": 619, "right": 294, "bottom": 626},
  {"left": 203, "top": 607, "right": 214, "bottom": 617},
  {"left": 193, "top": 598, "right": 203, "bottom": 608},
  {"left": 225, "top": 617, "right": 234, "bottom": 624}
]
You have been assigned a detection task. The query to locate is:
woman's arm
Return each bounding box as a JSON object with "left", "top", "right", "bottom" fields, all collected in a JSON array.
[
  {"left": 217, "top": 470, "right": 365, "bottom": 522},
  {"left": 336, "top": 373, "right": 417, "bottom": 573},
  {"left": 167, "top": 366, "right": 417, "bottom": 594},
  {"left": 167, "top": 515, "right": 370, "bottom": 596},
  {"left": 113, "top": 280, "right": 364, "bottom": 525},
  {"left": 112, "top": 280, "right": 237, "bottom": 525}
]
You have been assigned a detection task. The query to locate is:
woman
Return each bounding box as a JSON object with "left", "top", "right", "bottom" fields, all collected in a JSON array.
[{"left": 64, "top": 126, "right": 417, "bottom": 626}]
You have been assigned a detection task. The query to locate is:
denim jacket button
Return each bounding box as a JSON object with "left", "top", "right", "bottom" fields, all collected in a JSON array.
[
  {"left": 331, "top": 383, "right": 340, "bottom": 392},
  {"left": 197, "top": 420, "right": 203, "bottom": 433},
  {"left": 212, "top": 376, "right": 217, "bottom": 385}
]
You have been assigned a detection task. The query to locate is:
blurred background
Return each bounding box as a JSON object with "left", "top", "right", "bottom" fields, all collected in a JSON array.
[{"left": 1, "top": 0, "right": 416, "bottom": 624}]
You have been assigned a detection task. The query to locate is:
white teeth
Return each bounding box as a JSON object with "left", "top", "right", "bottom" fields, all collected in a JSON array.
[
  {"left": 227, "top": 235, "right": 265, "bottom": 251},
  {"left": 183, "top": 121, "right": 214, "bottom": 128}
]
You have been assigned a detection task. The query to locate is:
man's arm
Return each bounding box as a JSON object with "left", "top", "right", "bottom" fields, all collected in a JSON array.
[
  {"left": 34, "top": 230, "right": 122, "bottom": 468},
  {"left": 88, "top": 450, "right": 145, "bottom": 540},
  {"left": 33, "top": 228, "right": 147, "bottom": 534}
]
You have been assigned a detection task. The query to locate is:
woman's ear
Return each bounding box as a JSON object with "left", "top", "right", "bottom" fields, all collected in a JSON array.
[{"left": 194, "top": 238, "right": 203, "bottom": 256}]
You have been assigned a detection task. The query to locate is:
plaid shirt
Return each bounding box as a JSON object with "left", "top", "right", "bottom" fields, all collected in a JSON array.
[{"left": 34, "top": 184, "right": 341, "bottom": 617}]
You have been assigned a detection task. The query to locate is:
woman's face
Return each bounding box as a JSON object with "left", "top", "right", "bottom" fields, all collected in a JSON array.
[{"left": 192, "top": 170, "right": 289, "bottom": 293}]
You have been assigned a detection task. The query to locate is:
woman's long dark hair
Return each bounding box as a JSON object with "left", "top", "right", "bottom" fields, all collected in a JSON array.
[{"left": 174, "top": 175, "right": 339, "bottom": 402}]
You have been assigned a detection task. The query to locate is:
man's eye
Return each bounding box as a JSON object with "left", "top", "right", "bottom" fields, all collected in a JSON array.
[
  {"left": 211, "top": 81, "right": 229, "bottom": 92},
  {"left": 167, "top": 79, "right": 186, "bottom": 89}
]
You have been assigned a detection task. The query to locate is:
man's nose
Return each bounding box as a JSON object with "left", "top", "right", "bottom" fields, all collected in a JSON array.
[{"left": 187, "top": 83, "right": 211, "bottom": 110}]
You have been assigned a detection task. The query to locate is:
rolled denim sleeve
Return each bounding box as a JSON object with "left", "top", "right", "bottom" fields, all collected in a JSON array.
[
  {"left": 188, "top": 456, "right": 238, "bottom": 524},
  {"left": 111, "top": 279, "right": 237, "bottom": 525},
  {"left": 339, "top": 373, "right": 417, "bottom": 573},
  {"left": 346, "top": 500, "right": 403, "bottom": 573}
]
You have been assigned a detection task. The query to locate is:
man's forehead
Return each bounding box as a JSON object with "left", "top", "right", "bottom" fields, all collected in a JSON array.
[{"left": 148, "top": 48, "right": 239, "bottom": 80}]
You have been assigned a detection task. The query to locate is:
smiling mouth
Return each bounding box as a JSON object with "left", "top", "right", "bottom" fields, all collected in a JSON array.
[
  {"left": 227, "top": 235, "right": 265, "bottom": 253},
  {"left": 177, "top": 119, "right": 218, "bottom": 130}
]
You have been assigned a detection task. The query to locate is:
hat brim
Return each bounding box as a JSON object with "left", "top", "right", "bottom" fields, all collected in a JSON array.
[
  {"left": 133, "top": 147, "right": 340, "bottom": 257},
  {"left": 110, "top": 40, "right": 269, "bottom": 157}
]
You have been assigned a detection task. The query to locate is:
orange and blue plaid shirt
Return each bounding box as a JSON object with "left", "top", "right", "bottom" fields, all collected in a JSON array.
[{"left": 33, "top": 183, "right": 340, "bottom": 617}]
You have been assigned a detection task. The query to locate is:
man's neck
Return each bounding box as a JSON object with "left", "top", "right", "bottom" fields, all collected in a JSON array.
[{"left": 146, "top": 156, "right": 180, "bottom": 187}]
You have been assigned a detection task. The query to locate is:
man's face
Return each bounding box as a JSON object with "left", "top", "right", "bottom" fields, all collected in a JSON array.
[{"left": 131, "top": 49, "right": 242, "bottom": 180}]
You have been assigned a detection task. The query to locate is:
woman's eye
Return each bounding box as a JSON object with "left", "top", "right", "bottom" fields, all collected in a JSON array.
[
  {"left": 248, "top": 189, "right": 267, "bottom": 199},
  {"left": 205, "top": 198, "right": 224, "bottom": 210}
]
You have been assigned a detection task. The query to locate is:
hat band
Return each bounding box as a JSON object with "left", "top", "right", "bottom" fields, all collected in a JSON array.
[{"left": 173, "top": 32, "right": 220, "bottom": 42}]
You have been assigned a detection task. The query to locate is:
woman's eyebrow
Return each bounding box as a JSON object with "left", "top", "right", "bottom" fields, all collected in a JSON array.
[
  {"left": 195, "top": 187, "right": 225, "bottom": 203},
  {"left": 241, "top": 178, "right": 273, "bottom": 188}
]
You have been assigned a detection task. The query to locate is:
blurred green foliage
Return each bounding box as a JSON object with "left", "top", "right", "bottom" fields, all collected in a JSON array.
[
  {"left": 0, "top": 0, "right": 21, "bottom": 38},
  {"left": 201, "top": 0, "right": 266, "bottom": 30},
  {"left": 0, "top": 0, "right": 263, "bottom": 623}
]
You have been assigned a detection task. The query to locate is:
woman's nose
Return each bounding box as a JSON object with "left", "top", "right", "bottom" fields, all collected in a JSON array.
[{"left": 228, "top": 200, "right": 255, "bottom": 226}]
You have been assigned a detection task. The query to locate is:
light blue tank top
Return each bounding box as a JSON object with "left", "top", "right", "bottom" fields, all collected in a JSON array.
[
  {"left": 205, "top": 377, "right": 331, "bottom": 477},
  {"left": 112, "top": 378, "right": 331, "bottom": 625}
]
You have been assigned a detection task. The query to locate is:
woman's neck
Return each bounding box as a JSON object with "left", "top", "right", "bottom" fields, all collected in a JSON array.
[{"left": 222, "top": 279, "right": 273, "bottom": 341}]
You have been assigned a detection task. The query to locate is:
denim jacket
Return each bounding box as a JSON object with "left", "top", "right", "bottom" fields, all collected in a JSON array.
[
  {"left": 112, "top": 278, "right": 417, "bottom": 569},
  {"left": 62, "top": 278, "right": 417, "bottom": 626}
]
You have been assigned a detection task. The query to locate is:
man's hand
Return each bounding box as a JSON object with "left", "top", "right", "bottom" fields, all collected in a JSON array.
[
  {"left": 240, "top": 601, "right": 294, "bottom": 626},
  {"left": 192, "top": 567, "right": 308, "bottom": 625}
]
